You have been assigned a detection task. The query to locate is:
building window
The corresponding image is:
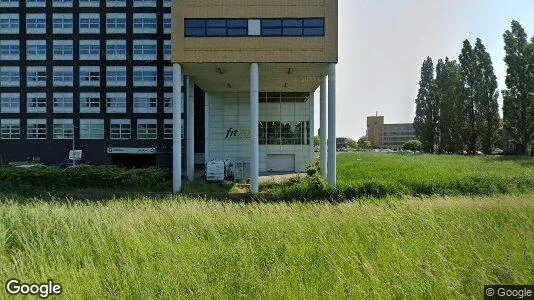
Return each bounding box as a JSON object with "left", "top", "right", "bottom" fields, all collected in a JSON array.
[
  {"left": 53, "top": 0, "right": 72, "bottom": 7},
  {"left": 0, "top": 0, "right": 19, "bottom": 7},
  {"left": 106, "top": 40, "right": 126, "bottom": 60},
  {"left": 53, "top": 14, "right": 73, "bottom": 34},
  {"left": 106, "top": 93, "right": 126, "bottom": 113},
  {"left": 53, "top": 66, "right": 73, "bottom": 86},
  {"left": 79, "top": 0, "right": 99, "bottom": 7},
  {"left": 53, "top": 119, "right": 74, "bottom": 139},
  {"left": 0, "top": 119, "right": 20, "bottom": 139},
  {"left": 0, "top": 67, "right": 20, "bottom": 87},
  {"left": 27, "top": 119, "right": 47, "bottom": 140},
  {"left": 163, "top": 14, "right": 171, "bottom": 34},
  {"left": 106, "top": 67, "right": 126, "bottom": 87},
  {"left": 53, "top": 93, "right": 73, "bottom": 113},
  {"left": 106, "top": 14, "right": 126, "bottom": 34},
  {"left": 137, "top": 119, "right": 157, "bottom": 140},
  {"left": 163, "top": 40, "right": 171, "bottom": 61},
  {"left": 110, "top": 119, "right": 130, "bottom": 140},
  {"left": 79, "top": 14, "right": 100, "bottom": 34},
  {"left": 133, "top": 40, "right": 157, "bottom": 60},
  {"left": 26, "top": 0, "right": 46, "bottom": 7},
  {"left": 163, "top": 0, "right": 170, "bottom": 7},
  {"left": 80, "top": 40, "right": 100, "bottom": 60},
  {"left": 261, "top": 18, "right": 324, "bottom": 36},
  {"left": 0, "top": 14, "right": 19, "bottom": 34},
  {"left": 164, "top": 66, "right": 173, "bottom": 87},
  {"left": 26, "top": 66, "right": 47, "bottom": 87},
  {"left": 26, "top": 14, "right": 46, "bottom": 34},
  {"left": 133, "top": 93, "right": 157, "bottom": 113},
  {"left": 163, "top": 119, "right": 183, "bottom": 139},
  {"left": 80, "top": 67, "right": 100, "bottom": 87},
  {"left": 259, "top": 121, "right": 310, "bottom": 145},
  {"left": 27, "top": 93, "right": 47, "bottom": 113},
  {"left": 133, "top": 13, "right": 157, "bottom": 34},
  {"left": 80, "top": 93, "right": 100, "bottom": 113},
  {"left": 164, "top": 93, "right": 172, "bottom": 113},
  {"left": 0, "top": 93, "right": 19, "bottom": 113},
  {"left": 80, "top": 119, "right": 104, "bottom": 140},
  {"left": 133, "top": 0, "right": 155, "bottom": 7},
  {"left": 0, "top": 40, "right": 20, "bottom": 60},
  {"left": 133, "top": 67, "right": 157, "bottom": 87},
  {"left": 53, "top": 40, "right": 73, "bottom": 60},
  {"left": 26, "top": 40, "right": 46, "bottom": 60},
  {"left": 185, "top": 19, "right": 248, "bottom": 37},
  {"left": 106, "top": 0, "right": 125, "bottom": 7}
]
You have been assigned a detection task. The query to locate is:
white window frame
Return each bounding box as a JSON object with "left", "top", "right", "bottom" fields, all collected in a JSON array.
[
  {"left": 106, "top": 40, "right": 126, "bottom": 60},
  {"left": 27, "top": 119, "right": 47, "bottom": 140},
  {"left": 79, "top": 66, "right": 101, "bottom": 87},
  {"left": 26, "top": 40, "right": 46, "bottom": 60},
  {"left": 133, "top": 13, "right": 157, "bottom": 34},
  {"left": 133, "top": 66, "right": 157, "bottom": 87},
  {"left": 53, "top": 40, "right": 73, "bottom": 60},
  {"left": 0, "top": 93, "right": 20, "bottom": 113},
  {"left": 53, "top": 13, "right": 73, "bottom": 34},
  {"left": 133, "top": 92, "right": 157, "bottom": 113},
  {"left": 26, "top": 66, "right": 47, "bottom": 87},
  {"left": 137, "top": 119, "right": 157, "bottom": 140},
  {"left": 106, "top": 13, "right": 126, "bottom": 34},
  {"left": 26, "top": 14, "right": 46, "bottom": 34},
  {"left": 0, "top": 40, "right": 20, "bottom": 60},
  {"left": 53, "top": 66, "right": 73, "bottom": 87},
  {"left": 80, "top": 119, "right": 104, "bottom": 140},
  {"left": 0, "top": 14, "right": 19, "bottom": 34},
  {"left": 110, "top": 119, "right": 131, "bottom": 140},
  {"left": 79, "top": 40, "right": 100, "bottom": 60},
  {"left": 106, "top": 66, "right": 126, "bottom": 87},
  {"left": 133, "top": 40, "right": 157, "bottom": 61},
  {"left": 0, "top": 66, "right": 19, "bottom": 87},
  {"left": 53, "top": 119, "right": 74, "bottom": 139},
  {"left": 80, "top": 93, "right": 100, "bottom": 113},
  {"left": 0, "top": 119, "right": 20, "bottom": 140},
  {"left": 53, "top": 92, "right": 73, "bottom": 113},
  {"left": 27, "top": 92, "right": 47, "bottom": 113},
  {"left": 79, "top": 13, "right": 100, "bottom": 34},
  {"left": 106, "top": 93, "right": 126, "bottom": 113}
]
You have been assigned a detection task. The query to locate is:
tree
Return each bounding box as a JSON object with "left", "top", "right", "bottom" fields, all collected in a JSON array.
[
  {"left": 414, "top": 57, "right": 438, "bottom": 153},
  {"left": 459, "top": 40, "right": 479, "bottom": 154},
  {"left": 314, "top": 135, "right": 320, "bottom": 147},
  {"left": 437, "top": 58, "right": 466, "bottom": 154},
  {"left": 402, "top": 140, "right": 422, "bottom": 151},
  {"left": 346, "top": 138, "right": 358, "bottom": 149},
  {"left": 357, "top": 136, "right": 371, "bottom": 149},
  {"left": 473, "top": 38, "right": 500, "bottom": 154},
  {"left": 502, "top": 20, "right": 534, "bottom": 155}
]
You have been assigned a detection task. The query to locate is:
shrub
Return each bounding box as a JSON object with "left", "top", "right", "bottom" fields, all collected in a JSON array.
[{"left": 402, "top": 140, "right": 423, "bottom": 151}]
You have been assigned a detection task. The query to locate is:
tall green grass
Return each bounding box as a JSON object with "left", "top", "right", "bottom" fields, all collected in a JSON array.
[
  {"left": 0, "top": 195, "right": 533, "bottom": 298},
  {"left": 268, "top": 153, "right": 534, "bottom": 200}
]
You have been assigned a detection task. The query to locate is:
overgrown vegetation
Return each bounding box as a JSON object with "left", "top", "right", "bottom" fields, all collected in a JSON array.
[{"left": 0, "top": 194, "right": 532, "bottom": 298}]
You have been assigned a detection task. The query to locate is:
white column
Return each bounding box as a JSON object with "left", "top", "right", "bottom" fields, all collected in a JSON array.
[
  {"left": 186, "top": 76, "right": 195, "bottom": 181},
  {"left": 172, "top": 63, "right": 182, "bottom": 192},
  {"left": 320, "top": 77, "right": 328, "bottom": 178},
  {"left": 308, "top": 91, "right": 315, "bottom": 164},
  {"left": 250, "top": 63, "right": 259, "bottom": 193},
  {"left": 327, "top": 63, "right": 337, "bottom": 186}
]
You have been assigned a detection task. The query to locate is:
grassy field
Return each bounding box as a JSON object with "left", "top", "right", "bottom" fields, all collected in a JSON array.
[{"left": 1, "top": 194, "right": 533, "bottom": 299}]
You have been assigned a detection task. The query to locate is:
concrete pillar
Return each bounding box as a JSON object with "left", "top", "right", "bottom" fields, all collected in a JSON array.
[
  {"left": 250, "top": 63, "right": 259, "bottom": 193},
  {"left": 327, "top": 63, "right": 337, "bottom": 186},
  {"left": 308, "top": 91, "right": 315, "bottom": 164},
  {"left": 320, "top": 77, "right": 328, "bottom": 178},
  {"left": 186, "top": 76, "right": 195, "bottom": 181},
  {"left": 172, "top": 63, "right": 182, "bottom": 192}
]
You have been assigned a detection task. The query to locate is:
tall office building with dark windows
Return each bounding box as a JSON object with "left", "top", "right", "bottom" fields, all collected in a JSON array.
[{"left": 0, "top": 0, "right": 184, "bottom": 167}]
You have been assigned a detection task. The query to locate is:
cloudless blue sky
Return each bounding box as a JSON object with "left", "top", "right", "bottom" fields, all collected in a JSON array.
[{"left": 316, "top": 0, "right": 534, "bottom": 139}]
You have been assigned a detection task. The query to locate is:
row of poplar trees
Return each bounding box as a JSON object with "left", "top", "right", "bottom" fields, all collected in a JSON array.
[{"left": 414, "top": 21, "right": 534, "bottom": 155}]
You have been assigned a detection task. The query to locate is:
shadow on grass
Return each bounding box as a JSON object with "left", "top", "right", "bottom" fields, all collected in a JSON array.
[{"left": 483, "top": 155, "right": 534, "bottom": 167}]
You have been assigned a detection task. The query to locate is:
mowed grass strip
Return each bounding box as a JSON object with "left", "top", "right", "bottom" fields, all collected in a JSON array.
[{"left": 1, "top": 194, "right": 533, "bottom": 299}]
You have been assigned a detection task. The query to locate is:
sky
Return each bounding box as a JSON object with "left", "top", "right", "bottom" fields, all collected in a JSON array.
[{"left": 316, "top": 0, "right": 534, "bottom": 139}]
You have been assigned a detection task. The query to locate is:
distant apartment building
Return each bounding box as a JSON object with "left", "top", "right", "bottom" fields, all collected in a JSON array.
[{"left": 366, "top": 116, "right": 415, "bottom": 149}]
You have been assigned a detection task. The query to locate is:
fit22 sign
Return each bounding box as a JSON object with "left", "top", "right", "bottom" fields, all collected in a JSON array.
[{"left": 225, "top": 128, "right": 251, "bottom": 139}]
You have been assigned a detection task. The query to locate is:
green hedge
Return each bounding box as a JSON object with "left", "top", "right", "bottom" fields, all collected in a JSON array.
[{"left": 0, "top": 166, "right": 172, "bottom": 191}]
